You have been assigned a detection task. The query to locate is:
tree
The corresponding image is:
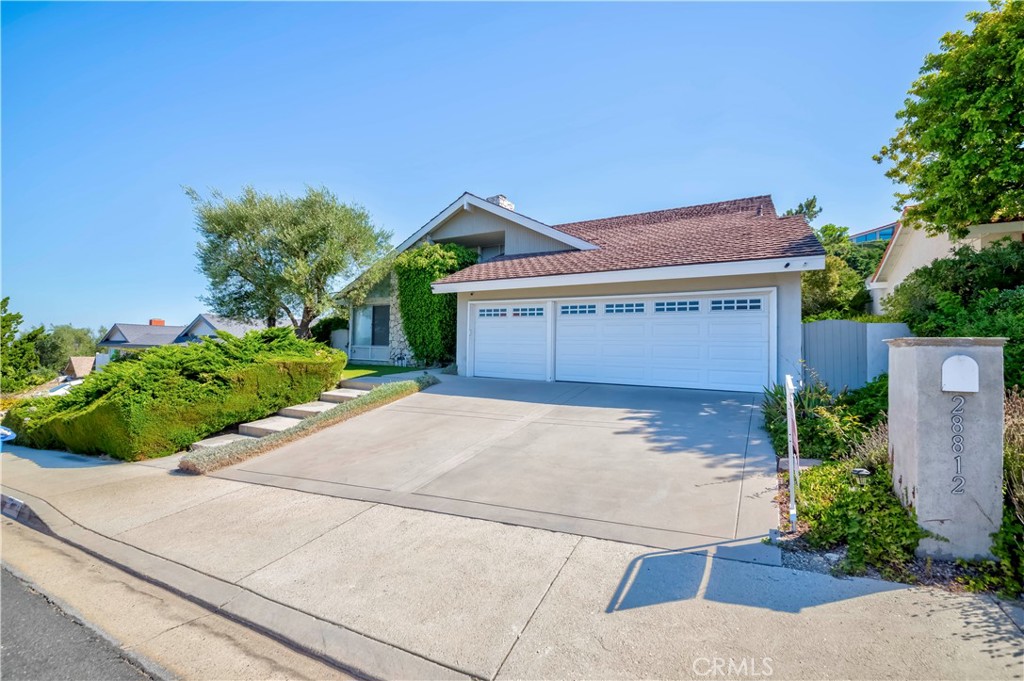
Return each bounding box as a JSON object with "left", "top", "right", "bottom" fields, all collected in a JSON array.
[
  {"left": 189, "top": 186, "right": 392, "bottom": 338},
  {"left": 34, "top": 325, "right": 101, "bottom": 371},
  {"left": 783, "top": 196, "right": 822, "bottom": 223},
  {"left": 802, "top": 255, "right": 872, "bottom": 319},
  {"left": 874, "top": 1, "right": 1024, "bottom": 237},
  {"left": 1, "top": 298, "right": 51, "bottom": 392},
  {"left": 812, "top": 223, "right": 887, "bottom": 279}
]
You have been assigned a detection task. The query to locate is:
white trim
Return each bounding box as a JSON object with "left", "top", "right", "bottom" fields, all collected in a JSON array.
[
  {"left": 467, "top": 285, "right": 779, "bottom": 388},
  {"left": 434, "top": 255, "right": 824, "bottom": 294},
  {"left": 396, "top": 193, "right": 597, "bottom": 255}
]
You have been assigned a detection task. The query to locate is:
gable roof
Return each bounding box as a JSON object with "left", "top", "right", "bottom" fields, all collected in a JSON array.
[
  {"left": 98, "top": 323, "right": 186, "bottom": 349},
  {"left": 434, "top": 195, "right": 825, "bottom": 288},
  {"left": 64, "top": 356, "right": 95, "bottom": 377},
  {"left": 177, "top": 313, "right": 266, "bottom": 341},
  {"left": 395, "top": 192, "right": 599, "bottom": 254}
]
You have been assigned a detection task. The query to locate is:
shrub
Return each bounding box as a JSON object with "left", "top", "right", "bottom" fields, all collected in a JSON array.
[
  {"left": 762, "top": 381, "right": 863, "bottom": 460},
  {"left": 393, "top": 243, "right": 477, "bottom": 365},
  {"left": 798, "top": 459, "right": 929, "bottom": 577},
  {"left": 2, "top": 328, "right": 345, "bottom": 460},
  {"left": 310, "top": 315, "right": 348, "bottom": 345},
  {"left": 842, "top": 374, "right": 889, "bottom": 430}
]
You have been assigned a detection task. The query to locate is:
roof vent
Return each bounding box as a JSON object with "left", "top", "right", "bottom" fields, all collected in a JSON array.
[
  {"left": 756, "top": 204, "right": 764, "bottom": 217},
  {"left": 486, "top": 195, "right": 515, "bottom": 212}
]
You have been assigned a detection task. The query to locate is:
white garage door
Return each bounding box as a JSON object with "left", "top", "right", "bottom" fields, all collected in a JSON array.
[
  {"left": 472, "top": 305, "right": 548, "bottom": 381},
  {"left": 555, "top": 294, "right": 771, "bottom": 392}
]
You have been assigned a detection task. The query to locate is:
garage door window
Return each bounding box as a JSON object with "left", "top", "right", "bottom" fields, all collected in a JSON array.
[
  {"left": 654, "top": 300, "right": 700, "bottom": 313},
  {"left": 512, "top": 307, "right": 544, "bottom": 317},
  {"left": 710, "top": 298, "right": 762, "bottom": 311},
  {"left": 560, "top": 304, "right": 596, "bottom": 315},
  {"left": 479, "top": 308, "right": 508, "bottom": 318},
  {"left": 605, "top": 302, "right": 645, "bottom": 314}
]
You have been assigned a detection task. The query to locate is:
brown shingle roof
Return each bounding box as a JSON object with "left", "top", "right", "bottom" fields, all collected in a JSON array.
[
  {"left": 436, "top": 195, "right": 824, "bottom": 285},
  {"left": 64, "top": 356, "right": 94, "bottom": 378}
]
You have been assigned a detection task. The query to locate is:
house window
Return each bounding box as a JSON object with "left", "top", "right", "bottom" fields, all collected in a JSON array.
[
  {"left": 710, "top": 298, "right": 762, "bottom": 312},
  {"left": 560, "top": 304, "right": 597, "bottom": 315},
  {"left": 354, "top": 304, "right": 391, "bottom": 345},
  {"left": 512, "top": 307, "right": 544, "bottom": 317},
  {"left": 605, "top": 302, "right": 645, "bottom": 314},
  {"left": 479, "top": 308, "right": 508, "bottom": 318},
  {"left": 479, "top": 245, "right": 505, "bottom": 261},
  {"left": 654, "top": 300, "right": 699, "bottom": 313}
]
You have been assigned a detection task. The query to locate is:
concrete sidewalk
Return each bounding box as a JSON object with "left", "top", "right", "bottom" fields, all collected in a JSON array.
[{"left": 1, "top": 445, "right": 1022, "bottom": 680}]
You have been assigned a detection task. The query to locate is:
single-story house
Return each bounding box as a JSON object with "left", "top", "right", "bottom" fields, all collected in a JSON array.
[
  {"left": 98, "top": 314, "right": 268, "bottom": 351},
  {"left": 346, "top": 192, "right": 825, "bottom": 392},
  {"left": 63, "top": 356, "right": 95, "bottom": 379},
  {"left": 868, "top": 216, "right": 1024, "bottom": 314}
]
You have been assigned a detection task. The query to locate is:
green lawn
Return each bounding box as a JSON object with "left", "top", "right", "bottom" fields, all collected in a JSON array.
[{"left": 340, "top": 363, "right": 420, "bottom": 380}]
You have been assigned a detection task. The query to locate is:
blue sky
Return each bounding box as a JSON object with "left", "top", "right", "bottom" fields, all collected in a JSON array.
[{"left": 2, "top": 1, "right": 977, "bottom": 330}]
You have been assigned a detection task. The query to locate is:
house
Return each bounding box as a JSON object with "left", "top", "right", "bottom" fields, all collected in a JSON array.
[
  {"left": 63, "top": 356, "right": 95, "bottom": 379},
  {"left": 868, "top": 217, "right": 1024, "bottom": 314},
  {"left": 850, "top": 221, "right": 897, "bottom": 244},
  {"left": 346, "top": 192, "right": 825, "bottom": 392},
  {"left": 97, "top": 314, "right": 268, "bottom": 351},
  {"left": 98, "top": 318, "right": 187, "bottom": 351}
]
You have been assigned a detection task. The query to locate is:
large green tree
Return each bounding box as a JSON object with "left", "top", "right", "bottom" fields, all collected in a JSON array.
[
  {"left": 189, "top": 186, "right": 391, "bottom": 338},
  {"left": 875, "top": 1, "right": 1024, "bottom": 237},
  {"left": 1, "top": 298, "right": 51, "bottom": 393},
  {"left": 34, "top": 325, "right": 102, "bottom": 371},
  {"left": 783, "top": 196, "right": 822, "bottom": 223}
]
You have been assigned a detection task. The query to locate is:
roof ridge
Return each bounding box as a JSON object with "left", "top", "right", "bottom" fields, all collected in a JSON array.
[{"left": 552, "top": 195, "right": 775, "bottom": 230}]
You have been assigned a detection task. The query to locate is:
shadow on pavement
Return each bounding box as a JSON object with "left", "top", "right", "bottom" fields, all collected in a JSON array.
[{"left": 0, "top": 445, "right": 120, "bottom": 469}]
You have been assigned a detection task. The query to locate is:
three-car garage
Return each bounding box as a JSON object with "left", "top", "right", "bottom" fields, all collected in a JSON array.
[{"left": 468, "top": 289, "right": 775, "bottom": 393}]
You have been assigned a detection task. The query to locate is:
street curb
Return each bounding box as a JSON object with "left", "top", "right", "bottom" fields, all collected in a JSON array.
[{"left": 0, "top": 488, "right": 473, "bottom": 681}]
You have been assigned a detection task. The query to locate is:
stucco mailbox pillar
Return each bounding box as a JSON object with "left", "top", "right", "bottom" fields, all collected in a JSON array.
[{"left": 886, "top": 337, "right": 1005, "bottom": 560}]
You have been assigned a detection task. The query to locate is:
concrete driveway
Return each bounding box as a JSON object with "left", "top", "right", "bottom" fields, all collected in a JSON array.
[{"left": 215, "top": 376, "right": 781, "bottom": 563}]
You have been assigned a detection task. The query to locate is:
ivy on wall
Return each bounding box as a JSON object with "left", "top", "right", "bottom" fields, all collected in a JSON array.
[{"left": 393, "top": 243, "right": 478, "bottom": 365}]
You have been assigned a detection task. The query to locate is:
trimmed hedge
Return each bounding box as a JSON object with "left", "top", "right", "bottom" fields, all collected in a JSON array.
[
  {"left": 178, "top": 375, "right": 438, "bottom": 474},
  {"left": 2, "top": 328, "right": 345, "bottom": 460}
]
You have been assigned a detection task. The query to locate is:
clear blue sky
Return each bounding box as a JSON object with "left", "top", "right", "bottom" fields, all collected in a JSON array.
[{"left": 2, "top": 1, "right": 977, "bottom": 330}]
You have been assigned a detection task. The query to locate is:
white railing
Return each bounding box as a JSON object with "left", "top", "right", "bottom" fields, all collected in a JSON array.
[{"left": 785, "top": 374, "right": 802, "bottom": 531}]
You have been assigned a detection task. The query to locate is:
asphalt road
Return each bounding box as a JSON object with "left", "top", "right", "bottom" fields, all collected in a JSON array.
[{"left": 1, "top": 568, "right": 155, "bottom": 681}]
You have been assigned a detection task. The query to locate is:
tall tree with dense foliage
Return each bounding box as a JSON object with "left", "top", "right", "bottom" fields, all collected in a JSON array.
[
  {"left": 34, "top": 325, "right": 102, "bottom": 371},
  {"left": 875, "top": 1, "right": 1024, "bottom": 237},
  {"left": 1, "top": 298, "right": 52, "bottom": 392},
  {"left": 189, "top": 186, "right": 391, "bottom": 337}
]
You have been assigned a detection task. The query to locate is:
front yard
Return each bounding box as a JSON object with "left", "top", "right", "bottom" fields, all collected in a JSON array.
[{"left": 340, "top": 363, "right": 422, "bottom": 380}]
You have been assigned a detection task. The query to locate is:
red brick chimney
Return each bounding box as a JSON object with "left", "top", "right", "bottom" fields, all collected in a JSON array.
[{"left": 149, "top": 318, "right": 165, "bottom": 326}]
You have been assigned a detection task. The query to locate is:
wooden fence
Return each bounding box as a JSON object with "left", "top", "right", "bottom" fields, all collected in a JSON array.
[{"left": 802, "top": 320, "right": 911, "bottom": 391}]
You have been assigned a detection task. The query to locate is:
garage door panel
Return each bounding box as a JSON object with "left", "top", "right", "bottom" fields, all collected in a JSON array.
[
  {"left": 473, "top": 311, "right": 547, "bottom": 381},
  {"left": 554, "top": 293, "right": 771, "bottom": 392}
]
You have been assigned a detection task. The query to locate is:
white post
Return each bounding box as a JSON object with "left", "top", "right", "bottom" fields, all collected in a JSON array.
[{"left": 784, "top": 374, "right": 801, "bottom": 531}]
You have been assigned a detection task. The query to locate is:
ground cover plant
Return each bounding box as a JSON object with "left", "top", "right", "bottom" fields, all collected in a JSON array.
[
  {"left": 2, "top": 328, "right": 345, "bottom": 460},
  {"left": 178, "top": 376, "right": 437, "bottom": 474}
]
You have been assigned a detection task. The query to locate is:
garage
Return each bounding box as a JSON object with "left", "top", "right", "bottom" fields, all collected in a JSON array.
[{"left": 471, "top": 291, "right": 774, "bottom": 392}]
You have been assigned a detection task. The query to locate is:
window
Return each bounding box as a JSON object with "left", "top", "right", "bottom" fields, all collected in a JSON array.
[
  {"left": 478, "top": 308, "right": 508, "bottom": 318},
  {"left": 605, "top": 302, "right": 645, "bottom": 314},
  {"left": 353, "top": 305, "right": 391, "bottom": 346},
  {"left": 512, "top": 307, "right": 544, "bottom": 317},
  {"left": 560, "top": 304, "right": 597, "bottom": 315},
  {"left": 710, "top": 298, "right": 762, "bottom": 312},
  {"left": 479, "top": 245, "right": 506, "bottom": 261},
  {"left": 654, "top": 300, "right": 699, "bottom": 313}
]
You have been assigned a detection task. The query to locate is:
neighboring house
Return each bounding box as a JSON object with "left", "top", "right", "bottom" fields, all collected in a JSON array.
[
  {"left": 98, "top": 318, "right": 187, "bottom": 351},
  {"left": 850, "top": 221, "right": 896, "bottom": 244},
  {"left": 63, "top": 356, "right": 95, "bottom": 379},
  {"left": 868, "top": 217, "right": 1024, "bottom": 314},
  {"left": 97, "top": 314, "right": 268, "bottom": 351},
  {"left": 346, "top": 192, "right": 825, "bottom": 392}
]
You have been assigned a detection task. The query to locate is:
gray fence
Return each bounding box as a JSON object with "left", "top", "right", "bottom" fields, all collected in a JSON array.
[{"left": 802, "top": 320, "right": 911, "bottom": 391}]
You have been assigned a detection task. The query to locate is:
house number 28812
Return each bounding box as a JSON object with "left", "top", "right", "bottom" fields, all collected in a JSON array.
[{"left": 951, "top": 395, "right": 966, "bottom": 495}]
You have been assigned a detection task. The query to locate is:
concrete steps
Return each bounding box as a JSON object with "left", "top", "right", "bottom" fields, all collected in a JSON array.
[
  {"left": 190, "top": 432, "right": 260, "bottom": 451},
  {"left": 239, "top": 415, "right": 305, "bottom": 437},
  {"left": 338, "top": 379, "right": 378, "bottom": 391},
  {"left": 320, "top": 388, "right": 370, "bottom": 403},
  {"left": 278, "top": 400, "right": 337, "bottom": 419}
]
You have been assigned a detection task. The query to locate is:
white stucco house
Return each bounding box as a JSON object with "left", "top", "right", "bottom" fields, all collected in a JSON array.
[
  {"left": 345, "top": 192, "right": 824, "bottom": 393},
  {"left": 868, "top": 217, "right": 1024, "bottom": 314}
]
